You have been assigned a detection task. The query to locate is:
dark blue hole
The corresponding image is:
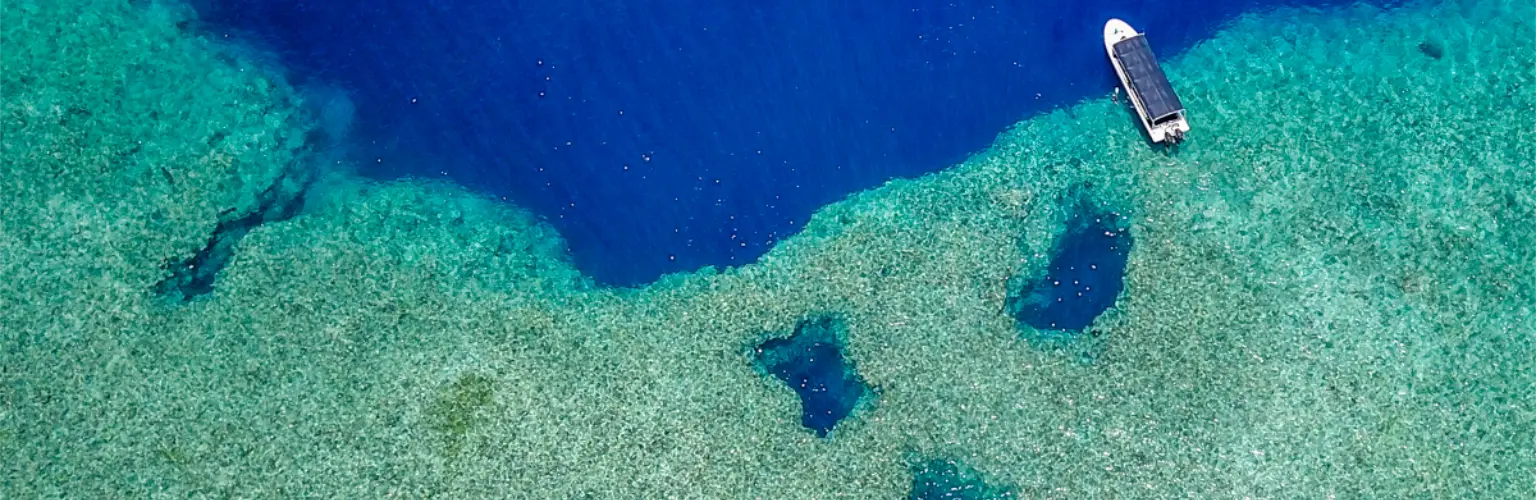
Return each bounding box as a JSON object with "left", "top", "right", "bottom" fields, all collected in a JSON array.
[
  {"left": 754, "top": 317, "right": 868, "bottom": 438},
  {"left": 909, "top": 458, "right": 1016, "bottom": 499},
  {"left": 1011, "top": 207, "right": 1132, "bottom": 333}
]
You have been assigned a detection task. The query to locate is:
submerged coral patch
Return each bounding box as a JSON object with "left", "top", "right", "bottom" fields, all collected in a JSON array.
[
  {"left": 428, "top": 373, "right": 496, "bottom": 458},
  {"left": 753, "top": 316, "right": 870, "bottom": 438},
  {"left": 1417, "top": 40, "right": 1444, "bottom": 60}
]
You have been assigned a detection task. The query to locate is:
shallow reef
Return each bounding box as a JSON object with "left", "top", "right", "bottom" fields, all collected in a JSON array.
[{"left": 2, "top": 0, "right": 1532, "bottom": 497}]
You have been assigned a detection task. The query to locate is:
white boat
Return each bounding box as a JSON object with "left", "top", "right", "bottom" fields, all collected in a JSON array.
[{"left": 1104, "top": 19, "right": 1189, "bottom": 145}]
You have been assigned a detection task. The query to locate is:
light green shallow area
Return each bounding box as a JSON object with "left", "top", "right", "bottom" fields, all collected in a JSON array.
[{"left": 2, "top": 0, "right": 1532, "bottom": 497}]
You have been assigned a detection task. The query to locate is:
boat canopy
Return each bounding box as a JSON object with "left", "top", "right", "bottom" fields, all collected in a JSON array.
[{"left": 1112, "top": 34, "right": 1184, "bottom": 123}]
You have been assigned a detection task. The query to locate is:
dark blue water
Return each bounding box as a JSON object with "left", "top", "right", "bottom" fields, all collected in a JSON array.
[
  {"left": 192, "top": 0, "right": 1360, "bottom": 287},
  {"left": 754, "top": 317, "right": 868, "bottom": 438},
  {"left": 1011, "top": 207, "right": 1132, "bottom": 333},
  {"left": 908, "top": 458, "right": 1015, "bottom": 499}
]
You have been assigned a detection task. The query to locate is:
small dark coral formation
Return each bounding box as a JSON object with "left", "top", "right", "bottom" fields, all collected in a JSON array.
[
  {"left": 908, "top": 458, "right": 1015, "bottom": 499},
  {"left": 1417, "top": 40, "right": 1444, "bottom": 60},
  {"left": 753, "top": 316, "right": 870, "bottom": 438},
  {"left": 1006, "top": 200, "right": 1133, "bottom": 336},
  {"left": 153, "top": 173, "right": 312, "bottom": 301}
]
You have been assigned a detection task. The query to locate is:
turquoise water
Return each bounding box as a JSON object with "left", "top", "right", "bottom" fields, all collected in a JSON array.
[{"left": 2, "top": 0, "right": 1532, "bottom": 497}]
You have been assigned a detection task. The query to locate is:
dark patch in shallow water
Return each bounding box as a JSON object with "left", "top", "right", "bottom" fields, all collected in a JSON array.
[
  {"left": 1417, "top": 40, "right": 1444, "bottom": 60},
  {"left": 154, "top": 174, "right": 311, "bottom": 301},
  {"left": 1008, "top": 204, "right": 1132, "bottom": 335},
  {"left": 908, "top": 458, "right": 1016, "bottom": 499},
  {"left": 753, "top": 316, "right": 869, "bottom": 438},
  {"left": 428, "top": 373, "right": 496, "bottom": 459}
]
